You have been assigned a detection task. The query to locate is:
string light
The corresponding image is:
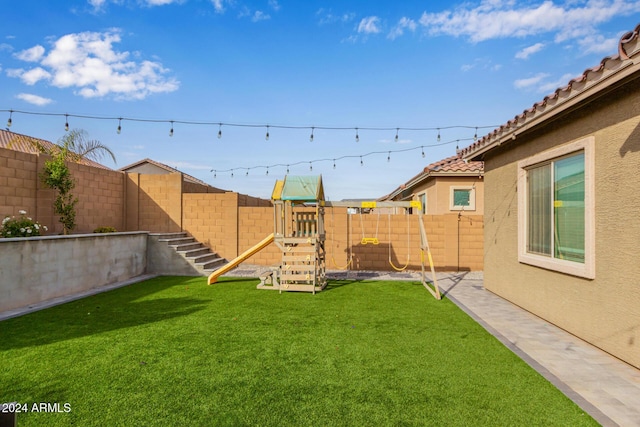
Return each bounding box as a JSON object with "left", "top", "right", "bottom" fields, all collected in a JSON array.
[
  {"left": 309, "top": 162, "right": 313, "bottom": 171},
  {"left": 310, "top": 127, "right": 314, "bottom": 142},
  {"left": 246, "top": 169, "right": 249, "bottom": 176},
  {"left": 333, "top": 159, "right": 336, "bottom": 169},
  {"left": 169, "top": 121, "right": 174, "bottom": 137},
  {"left": 474, "top": 127, "right": 478, "bottom": 141},
  {"left": 64, "top": 114, "right": 69, "bottom": 132},
  {"left": 6, "top": 110, "right": 12, "bottom": 128},
  {"left": 117, "top": 118, "right": 122, "bottom": 134},
  {"left": 265, "top": 125, "right": 270, "bottom": 141},
  {"left": 387, "top": 151, "right": 391, "bottom": 162},
  {"left": 286, "top": 165, "right": 290, "bottom": 174},
  {"left": 1, "top": 109, "right": 497, "bottom": 144},
  {"left": 360, "top": 156, "right": 363, "bottom": 166},
  {"left": 421, "top": 146, "right": 425, "bottom": 158},
  {"left": 266, "top": 167, "right": 269, "bottom": 176},
  {"left": 231, "top": 169, "right": 234, "bottom": 178}
]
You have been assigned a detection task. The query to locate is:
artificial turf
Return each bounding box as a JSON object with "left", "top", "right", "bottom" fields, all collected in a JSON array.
[{"left": 0, "top": 276, "right": 597, "bottom": 426}]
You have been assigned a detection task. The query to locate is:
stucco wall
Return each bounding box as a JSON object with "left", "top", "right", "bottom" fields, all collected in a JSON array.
[
  {"left": 0, "top": 232, "right": 147, "bottom": 313},
  {"left": 409, "top": 176, "right": 484, "bottom": 215},
  {"left": 482, "top": 77, "right": 640, "bottom": 368}
]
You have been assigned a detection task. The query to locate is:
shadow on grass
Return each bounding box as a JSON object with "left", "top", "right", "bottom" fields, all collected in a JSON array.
[{"left": 0, "top": 277, "right": 208, "bottom": 351}]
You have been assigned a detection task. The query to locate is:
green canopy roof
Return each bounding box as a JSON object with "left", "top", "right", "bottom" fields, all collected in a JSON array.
[{"left": 273, "top": 175, "right": 324, "bottom": 202}]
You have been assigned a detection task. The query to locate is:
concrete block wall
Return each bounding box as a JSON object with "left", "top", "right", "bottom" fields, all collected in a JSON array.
[
  {"left": 182, "top": 192, "right": 240, "bottom": 258},
  {"left": 137, "top": 173, "right": 183, "bottom": 233},
  {"left": 0, "top": 232, "right": 147, "bottom": 313},
  {"left": 0, "top": 147, "right": 38, "bottom": 220}
]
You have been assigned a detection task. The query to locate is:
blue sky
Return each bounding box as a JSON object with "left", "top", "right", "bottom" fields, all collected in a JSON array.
[{"left": 2, "top": 1, "right": 640, "bottom": 200}]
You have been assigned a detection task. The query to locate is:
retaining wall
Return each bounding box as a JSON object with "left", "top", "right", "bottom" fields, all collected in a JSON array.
[{"left": 0, "top": 232, "right": 147, "bottom": 313}]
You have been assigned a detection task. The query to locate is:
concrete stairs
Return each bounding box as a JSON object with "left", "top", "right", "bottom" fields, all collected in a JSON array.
[{"left": 154, "top": 232, "right": 226, "bottom": 276}]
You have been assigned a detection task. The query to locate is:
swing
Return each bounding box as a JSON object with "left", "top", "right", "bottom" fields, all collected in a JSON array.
[
  {"left": 359, "top": 208, "right": 380, "bottom": 245},
  {"left": 330, "top": 207, "right": 353, "bottom": 270},
  {"left": 388, "top": 211, "right": 411, "bottom": 271}
]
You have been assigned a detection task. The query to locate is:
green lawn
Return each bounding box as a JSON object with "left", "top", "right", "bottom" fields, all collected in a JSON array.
[{"left": 1, "top": 276, "right": 597, "bottom": 426}]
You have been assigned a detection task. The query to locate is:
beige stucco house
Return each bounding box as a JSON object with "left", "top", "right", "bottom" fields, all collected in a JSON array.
[
  {"left": 382, "top": 154, "right": 484, "bottom": 215},
  {"left": 461, "top": 25, "right": 640, "bottom": 369}
]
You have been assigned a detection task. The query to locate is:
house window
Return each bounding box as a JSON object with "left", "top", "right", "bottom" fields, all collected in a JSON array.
[
  {"left": 449, "top": 186, "right": 476, "bottom": 211},
  {"left": 419, "top": 193, "right": 426, "bottom": 214},
  {"left": 517, "top": 137, "right": 595, "bottom": 279}
]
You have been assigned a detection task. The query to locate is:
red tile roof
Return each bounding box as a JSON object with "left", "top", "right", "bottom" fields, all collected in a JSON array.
[
  {"left": 0, "top": 129, "right": 111, "bottom": 170},
  {"left": 461, "top": 23, "right": 640, "bottom": 159},
  {"left": 382, "top": 154, "right": 483, "bottom": 200}
]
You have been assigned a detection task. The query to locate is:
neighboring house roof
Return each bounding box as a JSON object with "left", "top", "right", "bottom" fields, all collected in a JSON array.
[
  {"left": 462, "top": 24, "right": 640, "bottom": 160},
  {"left": 382, "top": 154, "right": 484, "bottom": 200},
  {"left": 0, "top": 129, "right": 111, "bottom": 170},
  {"left": 119, "top": 158, "right": 224, "bottom": 190}
]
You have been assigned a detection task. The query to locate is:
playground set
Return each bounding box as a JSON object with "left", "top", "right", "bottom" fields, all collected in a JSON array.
[{"left": 207, "top": 176, "right": 441, "bottom": 299}]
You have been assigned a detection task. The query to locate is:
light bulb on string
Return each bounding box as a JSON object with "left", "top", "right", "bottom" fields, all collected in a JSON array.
[
  {"left": 387, "top": 152, "right": 391, "bottom": 162},
  {"left": 310, "top": 127, "right": 314, "bottom": 142},
  {"left": 421, "top": 146, "right": 425, "bottom": 158},
  {"left": 437, "top": 128, "right": 441, "bottom": 142},
  {"left": 360, "top": 156, "right": 363, "bottom": 166},
  {"left": 266, "top": 167, "right": 269, "bottom": 176},
  {"left": 246, "top": 169, "right": 249, "bottom": 176},
  {"left": 395, "top": 128, "right": 399, "bottom": 142},
  {"left": 265, "top": 125, "right": 270, "bottom": 141},
  {"left": 231, "top": 169, "right": 234, "bottom": 178},
  {"left": 169, "top": 121, "right": 174, "bottom": 137},
  {"left": 117, "top": 118, "right": 122, "bottom": 134},
  {"left": 7, "top": 110, "right": 12, "bottom": 128},
  {"left": 333, "top": 159, "right": 336, "bottom": 169},
  {"left": 309, "top": 162, "right": 313, "bottom": 171},
  {"left": 217, "top": 123, "right": 222, "bottom": 139},
  {"left": 286, "top": 165, "right": 290, "bottom": 174},
  {"left": 212, "top": 170, "right": 217, "bottom": 178},
  {"left": 474, "top": 127, "right": 478, "bottom": 141},
  {"left": 355, "top": 128, "right": 359, "bottom": 143},
  {"left": 64, "top": 114, "right": 69, "bottom": 132}
]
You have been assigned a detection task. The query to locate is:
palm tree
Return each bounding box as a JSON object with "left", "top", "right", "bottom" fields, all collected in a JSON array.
[{"left": 8, "top": 129, "right": 116, "bottom": 234}]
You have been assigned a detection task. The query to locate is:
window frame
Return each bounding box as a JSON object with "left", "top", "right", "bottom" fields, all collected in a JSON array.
[
  {"left": 419, "top": 192, "right": 427, "bottom": 215},
  {"left": 517, "top": 136, "right": 595, "bottom": 279},
  {"left": 449, "top": 186, "right": 476, "bottom": 211}
]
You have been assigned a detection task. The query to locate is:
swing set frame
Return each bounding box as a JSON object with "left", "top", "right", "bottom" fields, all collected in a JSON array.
[{"left": 323, "top": 200, "right": 441, "bottom": 300}]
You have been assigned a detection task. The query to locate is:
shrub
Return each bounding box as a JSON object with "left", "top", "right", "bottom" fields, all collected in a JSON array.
[
  {"left": 1, "top": 210, "right": 48, "bottom": 238},
  {"left": 93, "top": 226, "right": 117, "bottom": 233}
]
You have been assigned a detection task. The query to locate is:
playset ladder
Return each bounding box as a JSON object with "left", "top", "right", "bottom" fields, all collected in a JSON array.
[{"left": 278, "top": 237, "right": 326, "bottom": 294}]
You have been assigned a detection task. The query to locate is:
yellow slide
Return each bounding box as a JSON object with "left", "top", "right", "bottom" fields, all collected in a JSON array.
[{"left": 208, "top": 233, "right": 275, "bottom": 285}]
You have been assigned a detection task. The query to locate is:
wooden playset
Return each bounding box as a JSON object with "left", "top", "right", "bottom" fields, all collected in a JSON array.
[{"left": 208, "top": 175, "right": 441, "bottom": 299}]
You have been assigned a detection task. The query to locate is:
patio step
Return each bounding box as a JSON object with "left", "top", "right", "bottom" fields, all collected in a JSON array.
[{"left": 156, "top": 232, "right": 227, "bottom": 276}]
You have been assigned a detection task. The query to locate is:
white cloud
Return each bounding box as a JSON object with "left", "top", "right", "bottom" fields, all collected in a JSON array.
[
  {"left": 9, "top": 30, "right": 179, "bottom": 100},
  {"left": 515, "top": 42, "right": 545, "bottom": 59},
  {"left": 538, "top": 73, "right": 577, "bottom": 93},
  {"left": 211, "top": 0, "right": 224, "bottom": 13},
  {"left": 419, "top": 0, "right": 640, "bottom": 43},
  {"left": 15, "top": 45, "right": 45, "bottom": 62},
  {"left": 358, "top": 16, "right": 381, "bottom": 34},
  {"left": 15, "top": 93, "right": 53, "bottom": 106},
  {"left": 316, "top": 8, "right": 355, "bottom": 25},
  {"left": 514, "top": 73, "right": 550, "bottom": 89},
  {"left": 388, "top": 17, "right": 417, "bottom": 40},
  {"left": 19, "top": 67, "right": 51, "bottom": 85},
  {"left": 577, "top": 33, "right": 619, "bottom": 55},
  {"left": 0, "top": 43, "right": 14, "bottom": 52},
  {"left": 268, "top": 0, "right": 280, "bottom": 11},
  {"left": 252, "top": 11, "right": 271, "bottom": 22}
]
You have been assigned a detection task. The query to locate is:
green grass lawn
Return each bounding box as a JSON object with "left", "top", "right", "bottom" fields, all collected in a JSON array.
[{"left": 1, "top": 276, "right": 597, "bottom": 426}]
